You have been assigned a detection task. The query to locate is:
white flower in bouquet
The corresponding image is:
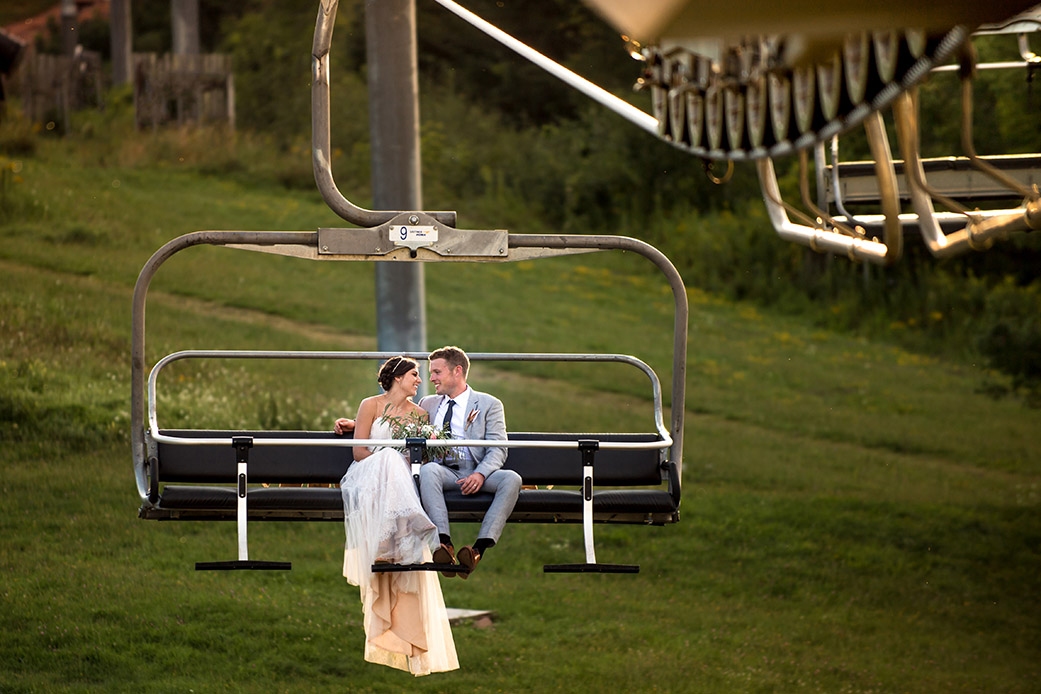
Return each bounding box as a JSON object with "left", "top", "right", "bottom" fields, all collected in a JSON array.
[{"left": 382, "top": 406, "right": 452, "bottom": 462}]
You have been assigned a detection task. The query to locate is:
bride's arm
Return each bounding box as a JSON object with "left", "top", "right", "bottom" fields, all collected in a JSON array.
[{"left": 352, "top": 398, "right": 377, "bottom": 462}]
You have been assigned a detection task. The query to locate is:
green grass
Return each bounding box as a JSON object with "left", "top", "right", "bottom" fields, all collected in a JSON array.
[{"left": 1, "top": 132, "right": 1040, "bottom": 692}]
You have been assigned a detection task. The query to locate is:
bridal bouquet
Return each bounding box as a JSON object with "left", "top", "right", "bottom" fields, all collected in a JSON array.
[{"left": 383, "top": 408, "right": 452, "bottom": 463}]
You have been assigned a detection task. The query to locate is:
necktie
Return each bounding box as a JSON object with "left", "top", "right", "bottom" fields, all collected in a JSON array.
[
  {"left": 441, "top": 398, "right": 457, "bottom": 466},
  {"left": 442, "top": 398, "right": 455, "bottom": 435}
]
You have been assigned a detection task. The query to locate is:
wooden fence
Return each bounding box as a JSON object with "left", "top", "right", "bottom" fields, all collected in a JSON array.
[
  {"left": 18, "top": 49, "right": 103, "bottom": 130},
  {"left": 11, "top": 50, "right": 234, "bottom": 131},
  {"left": 133, "top": 53, "right": 235, "bottom": 130}
]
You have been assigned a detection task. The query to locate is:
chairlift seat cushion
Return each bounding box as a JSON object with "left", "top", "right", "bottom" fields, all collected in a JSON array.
[{"left": 158, "top": 485, "right": 342, "bottom": 512}]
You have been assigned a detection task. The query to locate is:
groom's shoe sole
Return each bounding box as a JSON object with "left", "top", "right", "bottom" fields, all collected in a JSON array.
[
  {"left": 456, "top": 546, "right": 480, "bottom": 580},
  {"left": 433, "top": 544, "right": 457, "bottom": 578}
]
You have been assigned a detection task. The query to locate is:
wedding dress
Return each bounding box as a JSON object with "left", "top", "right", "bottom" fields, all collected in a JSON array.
[{"left": 340, "top": 417, "right": 459, "bottom": 676}]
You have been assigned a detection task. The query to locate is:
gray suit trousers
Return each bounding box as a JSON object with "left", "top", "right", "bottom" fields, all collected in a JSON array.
[{"left": 419, "top": 463, "right": 522, "bottom": 543}]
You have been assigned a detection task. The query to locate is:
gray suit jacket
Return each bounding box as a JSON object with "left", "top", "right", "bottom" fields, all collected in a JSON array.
[{"left": 419, "top": 389, "right": 508, "bottom": 479}]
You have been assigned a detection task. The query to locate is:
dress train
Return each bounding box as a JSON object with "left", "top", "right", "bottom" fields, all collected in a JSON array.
[{"left": 341, "top": 418, "right": 459, "bottom": 675}]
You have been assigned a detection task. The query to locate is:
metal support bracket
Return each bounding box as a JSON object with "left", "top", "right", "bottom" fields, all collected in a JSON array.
[
  {"left": 196, "top": 437, "right": 291, "bottom": 571},
  {"left": 407, "top": 436, "right": 426, "bottom": 488},
  {"left": 147, "top": 456, "right": 159, "bottom": 503},
  {"left": 318, "top": 214, "right": 508, "bottom": 260},
  {"left": 544, "top": 439, "right": 640, "bottom": 574}
]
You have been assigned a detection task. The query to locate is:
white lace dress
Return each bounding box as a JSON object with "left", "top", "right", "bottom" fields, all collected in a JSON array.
[{"left": 340, "top": 417, "right": 459, "bottom": 676}]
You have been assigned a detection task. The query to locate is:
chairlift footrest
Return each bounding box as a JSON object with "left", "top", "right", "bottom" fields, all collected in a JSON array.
[
  {"left": 371, "top": 562, "right": 470, "bottom": 573},
  {"left": 195, "top": 560, "right": 292, "bottom": 571},
  {"left": 543, "top": 563, "right": 639, "bottom": 574}
]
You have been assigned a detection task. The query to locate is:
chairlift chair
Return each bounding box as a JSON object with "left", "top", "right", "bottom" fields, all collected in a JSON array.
[{"left": 131, "top": 1, "right": 690, "bottom": 575}]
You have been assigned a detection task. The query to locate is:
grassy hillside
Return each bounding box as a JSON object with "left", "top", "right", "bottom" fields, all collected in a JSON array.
[{"left": 1, "top": 136, "right": 1040, "bottom": 692}]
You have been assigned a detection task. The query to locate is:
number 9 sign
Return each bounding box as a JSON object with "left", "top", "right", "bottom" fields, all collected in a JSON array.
[{"left": 391, "top": 224, "right": 438, "bottom": 252}]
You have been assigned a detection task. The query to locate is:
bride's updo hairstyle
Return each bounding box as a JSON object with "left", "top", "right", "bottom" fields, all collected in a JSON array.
[{"left": 377, "top": 356, "right": 419, "bottom": 392}]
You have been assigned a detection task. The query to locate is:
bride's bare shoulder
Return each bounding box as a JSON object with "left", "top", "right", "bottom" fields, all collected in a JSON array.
[{"left": 357, "top": 395, "right": 386, "bottom": 416}]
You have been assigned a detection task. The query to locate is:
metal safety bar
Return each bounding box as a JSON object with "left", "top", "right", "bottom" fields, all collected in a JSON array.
[
  {"left": 145, "top": 349, "right": 673, "bottom": 451},
  {"left": 543, "top": 438, "right": 639, "bottom": 573},
  {"left": 194, "top": 436, "right": 292, "bottom": 571}
]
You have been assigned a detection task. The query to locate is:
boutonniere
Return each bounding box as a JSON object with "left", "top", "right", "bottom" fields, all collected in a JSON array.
[{"left": 465, "top": 406, "right": 480, "bottom": 428}]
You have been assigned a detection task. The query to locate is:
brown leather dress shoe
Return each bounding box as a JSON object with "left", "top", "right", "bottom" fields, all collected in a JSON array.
[
  {"left": 456, "top": 545, "right": 480, "bottom": 579},
  {"left": 433, "top": 543, "right": 457, "bottom": 578}
]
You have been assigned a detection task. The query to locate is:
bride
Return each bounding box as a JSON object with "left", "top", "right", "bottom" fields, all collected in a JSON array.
[{"left": 335, "top": 356, "right": 459, "bottom": 676}]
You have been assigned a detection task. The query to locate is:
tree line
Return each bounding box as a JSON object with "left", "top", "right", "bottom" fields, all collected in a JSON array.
[{"left": 24, "top": 0, "right": 1041, "bottom": 402}]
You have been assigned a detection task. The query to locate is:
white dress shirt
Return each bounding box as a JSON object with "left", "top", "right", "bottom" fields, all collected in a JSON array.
[{"left": 435, "top": 387, "right": 472, "bottom": 463}]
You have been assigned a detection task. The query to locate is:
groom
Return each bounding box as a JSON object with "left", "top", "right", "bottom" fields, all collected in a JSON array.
[{"left": 419, "top": 346, "right": 521, "bottom": 578}]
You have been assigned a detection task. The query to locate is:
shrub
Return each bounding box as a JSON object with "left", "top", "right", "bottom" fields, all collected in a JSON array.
[{"left": 976, "top": 277, "right": 1041, "bottom": 404}]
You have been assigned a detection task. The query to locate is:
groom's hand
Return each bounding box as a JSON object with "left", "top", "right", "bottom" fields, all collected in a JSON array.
[{"left": 457, "top": 472, "right": 485, "bottom": 495}]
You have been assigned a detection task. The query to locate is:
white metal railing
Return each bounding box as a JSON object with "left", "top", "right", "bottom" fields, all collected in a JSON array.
[{"left": 147, "top": 350, "right": 673, "bottom": 452}]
